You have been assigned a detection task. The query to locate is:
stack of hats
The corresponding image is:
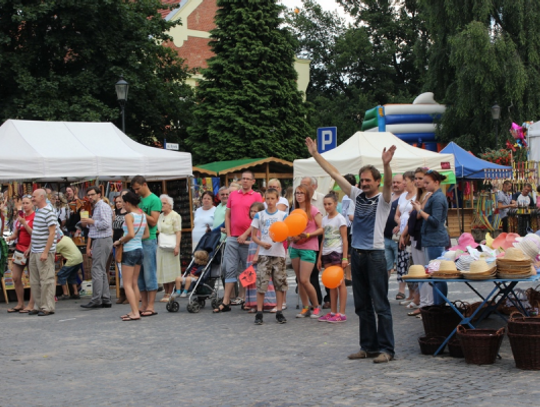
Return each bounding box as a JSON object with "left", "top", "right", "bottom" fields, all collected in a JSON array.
[
  {"left": 431, "top": 260, "right": 461, "bottom": 279},
  {"left": 513, "top": 233, "right": 540, "bottom": 260},
  {"left": 460, "top": 260, "right": 497, "bottom": 280},
  {"left": 402, "top": 265, "right": 430, "bottom": 280},
  {"left": 456, "top": 255, "right": 474, "bottom": 271},
  {"left": 496, "top": 247, "right": 534, "bottom": 278}
]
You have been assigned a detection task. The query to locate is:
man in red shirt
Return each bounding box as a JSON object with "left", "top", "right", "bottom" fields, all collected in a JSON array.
[{"left": 213, "top": 170, "right": 263, "bottom": 313}]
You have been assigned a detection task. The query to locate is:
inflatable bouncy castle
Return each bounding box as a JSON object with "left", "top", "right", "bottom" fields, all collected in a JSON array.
[{"left": 361, "top": 92, "right": 446, "bottom": 152}]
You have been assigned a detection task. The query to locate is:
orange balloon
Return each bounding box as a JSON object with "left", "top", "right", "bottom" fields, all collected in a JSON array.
[
  {"left": 269, "top": 221, "right": 289, "bottom": 243},
  {"left": 290, "top": 208, "right": 308, "bottom": 222},
  {"left": 284, "top": 213, "right": 308, "bottom": 236},
  {"left": 322, "top": 266, "right": 344, "bottom": 289}
]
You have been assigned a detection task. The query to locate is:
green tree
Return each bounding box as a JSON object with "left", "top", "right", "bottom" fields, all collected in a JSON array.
[
  {"left": 0, "top": 0, "right": 191, "bottom": 147},
  {"left": 419, "top": 0, "right": 540, "bottom": 152},
  {"left": 187, "top": 0, "right": 312, "bottom": 163}
]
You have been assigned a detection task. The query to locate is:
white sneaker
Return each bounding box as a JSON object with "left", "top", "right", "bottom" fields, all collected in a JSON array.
[
  {"left": 406, "top": 302, "right": 420, "bottom": 309},
  {"left": 180, "top": 292, "right": 187, "bottom": 298}
]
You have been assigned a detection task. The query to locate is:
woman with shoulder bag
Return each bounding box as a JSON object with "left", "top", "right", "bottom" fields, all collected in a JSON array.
[
  {"left": 156, "top": 194, "right": 182, "bottom": 302},
  {"left": 113, "top": 191, "right": 148, "bottom": 321},
  {"left": 5, "top": 195, "right": 35, "bottom": 313}
]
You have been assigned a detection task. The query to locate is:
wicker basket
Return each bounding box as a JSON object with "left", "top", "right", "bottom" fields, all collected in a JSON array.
[
  {"left": 420, "top": 304, "right": 464, "bottom": 338},
  {"left": 448, "top": 337, "right": 465, "bottom": 358},
  {"left": 507, "top": 312, "right": 540, "bottom": 335},
  {"left": 508, "top": 332, "right": 540, "bottom": 370},
  {"left": 418, "top": 335, "right": 446, "bottom": 355},
  {"left": 457, "top": 325, "right": 505, "bottom": 365}
]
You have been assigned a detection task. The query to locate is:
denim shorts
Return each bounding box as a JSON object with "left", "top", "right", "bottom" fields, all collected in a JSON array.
[
  {"left": 138, "top": 239, "right": 158, "bottom": 291},
  {"left": 122, "top": 248, "right": 143, "bottom": 267},
  {"left": 289, "top": 247, "right": 316, "bottom": 264}
]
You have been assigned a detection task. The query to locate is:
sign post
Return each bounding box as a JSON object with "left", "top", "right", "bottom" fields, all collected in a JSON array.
[{"left": 317, "top": 127, "right": 337, "bottom": 153}]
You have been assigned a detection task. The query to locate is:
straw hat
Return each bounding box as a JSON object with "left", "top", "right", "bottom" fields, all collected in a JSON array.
[
  {"left": 437, "top": 260, "right": 458, "bottom": 273},
  {"left": 443, "top": 251, "right": 457, "bottom": 261},
  {"left": 467, "top": 260, "right": 496, "bottom": 275},
  {"left": 513, "top": 239, "right": 539, "bottom": 261},
  {"left": 502, "top": 247, "right": 529, "bottom": 262},
  {"left": 402, "top": 265, "right": 430, "bottom": 279}
]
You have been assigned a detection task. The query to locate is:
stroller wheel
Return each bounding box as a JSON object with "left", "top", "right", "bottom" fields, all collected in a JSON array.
[
  {"left": 198, "top": 299, "right": 206, "bottom": 308},
  {"left": 211, "top": 298, "right": 221, "bottom": 309},
  {"left": 187, "top": 302, "right": 201, "bottom": 313},
  {"left": 166, "top": 301, "right": 180, "bottom": 313}
]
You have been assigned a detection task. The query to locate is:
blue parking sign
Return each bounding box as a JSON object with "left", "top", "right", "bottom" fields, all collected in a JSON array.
[{"left": 317, "top": 127, "right": 337, "bottom": 153}]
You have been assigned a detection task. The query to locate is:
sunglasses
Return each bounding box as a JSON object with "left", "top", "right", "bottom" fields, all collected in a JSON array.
[{"left": 23, "top": 195, "right": 32, "bottom": 199}]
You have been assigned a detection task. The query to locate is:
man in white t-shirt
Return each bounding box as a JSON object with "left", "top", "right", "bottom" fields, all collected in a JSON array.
[{"left": 306, "top": 137, "right": 396, "bottom": 364}]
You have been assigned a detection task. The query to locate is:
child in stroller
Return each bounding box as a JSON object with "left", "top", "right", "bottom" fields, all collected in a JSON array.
[{"left": 171, "top": 250, "right": 209, "bottom": 298}]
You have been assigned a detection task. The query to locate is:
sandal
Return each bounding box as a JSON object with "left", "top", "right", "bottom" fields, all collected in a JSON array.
[
  {"left": 395, "top": 292, "right": 406, "bottom": 300},
  {"left": 7, "top": 307, "right": 24, "bottom": 313},
  {"left": 230, "top": 298, "right": 244, "bottom": 306},
  {"left": 122, "top": 316, "right": 141, "bottom": 321},
  {"left": 213, "top": 303, "right": 231, "bottom": 313},
  {"left": 407, "top": 310, "right": 421, "bottom": 316},
  {"left": 19, "top": 308, "right": 32, "bottom": 314}
]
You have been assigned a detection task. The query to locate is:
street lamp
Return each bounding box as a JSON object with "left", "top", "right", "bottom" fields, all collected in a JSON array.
[
  {"left": 115, "top": 75, "right": 129, "bottom": 134},
  {"left": 491, "top": 102, "right": 501, "bottom": 148}
]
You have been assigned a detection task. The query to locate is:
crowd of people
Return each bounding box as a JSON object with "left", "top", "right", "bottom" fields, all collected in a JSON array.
[{"left": 1, "top": 138, "right": 454, "bottom": 363}]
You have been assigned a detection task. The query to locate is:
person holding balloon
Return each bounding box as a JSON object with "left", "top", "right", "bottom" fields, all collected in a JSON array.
[
  {"left": 251, "top": 189, "right": 289, "bottom": 325},
  {"left": 316, "top": 193, "right": 348, "bottom": 323},
  {"left": 287, "top": 185, "right": 324, "bottom": 319}
]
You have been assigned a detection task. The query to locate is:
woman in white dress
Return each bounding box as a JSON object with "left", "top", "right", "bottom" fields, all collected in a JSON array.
[
  {"left": 192, "top": 191, "right": 216, "bottom": 250},
  {"left": 157, "top": 194, "right": 182, "bottom": 302}
]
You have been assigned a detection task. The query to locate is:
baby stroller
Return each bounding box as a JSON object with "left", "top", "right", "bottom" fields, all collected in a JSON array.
[{"left": 166, "top": 227, "right": 224, "bottom": 313}]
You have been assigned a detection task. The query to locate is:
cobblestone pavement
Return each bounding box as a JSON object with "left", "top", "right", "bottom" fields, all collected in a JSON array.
[{"left": 1, "top": 271, "right": 539, "bottom": 407}]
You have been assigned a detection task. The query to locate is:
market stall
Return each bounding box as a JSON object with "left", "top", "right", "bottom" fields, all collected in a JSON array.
[
  {"left": 0, "top": 119, "right": 194, "bottom": 302},
  {"left": 293, "top": 131, "right": 456, "bottom": 194},
  {"left": 440, "top": 142, "right": 512, "bottom": 237}
]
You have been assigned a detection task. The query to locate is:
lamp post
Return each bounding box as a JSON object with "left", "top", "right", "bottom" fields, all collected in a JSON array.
[
  {"left": 491, "top": 102, "right": 501, "bottom": 148},
  {"left": 115, "top": 75, "right": 129, "bottom": 134}
]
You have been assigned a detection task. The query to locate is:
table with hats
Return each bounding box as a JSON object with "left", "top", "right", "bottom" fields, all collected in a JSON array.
[{"left": 405, "top": 231, "right": 540, "bottom": 357}]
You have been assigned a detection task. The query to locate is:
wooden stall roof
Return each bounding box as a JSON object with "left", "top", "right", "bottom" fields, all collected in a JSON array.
[{"left": 196, "top": 157, "right": 293, "bottom": 175}]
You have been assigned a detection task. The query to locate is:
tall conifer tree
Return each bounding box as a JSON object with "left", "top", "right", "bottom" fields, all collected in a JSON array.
[{"left": 187, "top": 0, "right": 312, "bottom": 163}]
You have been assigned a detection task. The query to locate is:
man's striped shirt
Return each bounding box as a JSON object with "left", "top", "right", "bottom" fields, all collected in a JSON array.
[{"left": 31, "top": 204, "right": 58, "bottom": 253}]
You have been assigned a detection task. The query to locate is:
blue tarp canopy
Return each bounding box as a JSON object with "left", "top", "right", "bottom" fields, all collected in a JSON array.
[{"left": 440, "top": 142, "right": 511, "bottom": 179}]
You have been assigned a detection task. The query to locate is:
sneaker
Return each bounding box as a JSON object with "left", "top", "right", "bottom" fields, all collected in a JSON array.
[
  {"left": 327, "top": 314, "right": 347, "bottom": 323},
  {"left": 318, "top": 312, "right": 334, "bottom": 322},
  {"left": 180, "top": 291, "right": 187, "bottom": 298},
  {"left": 171, "top": 290, "right": 181, "bottom": 300},
  {"left": 276, "top": 312, "right": 287, "bottom": 324},
  {"left": 58, "top": 294, "right": 70, "bottom": 301},
  {"left": 254, "top": 313, "right": 263, "bottom": 325},
  {"left": 373, "top": 352, "right": 394, "bottom": 363},
  {"left": 296, "top": 307, "right": 311, "bottom": 318},
  {"left": 310, "top": 307, "right": 322, "bottom": 319}
]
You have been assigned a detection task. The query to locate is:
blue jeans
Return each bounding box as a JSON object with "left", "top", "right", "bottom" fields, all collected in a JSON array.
[
  {"left": 138, "top": 239, "right": 158, "bottom": 292},
  {"left": 56, "top": 264, "right": 81, "bottom": 285},
  {"left": 424, "top": 246, "right": 447, "bottom": 305},
  {"left": 384, "top": 237, "right": 398, "bottom": 272},
  {"left": 351, "top": 249, "right": 395, "bottom": 356}
]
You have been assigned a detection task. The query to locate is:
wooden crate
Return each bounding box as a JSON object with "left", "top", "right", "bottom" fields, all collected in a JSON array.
[
  {"left": 82, "top": 254, "right": 92, "bottom": 280},
  {"left": 448, "top": 209, "right": 473, "bottom": 238}
]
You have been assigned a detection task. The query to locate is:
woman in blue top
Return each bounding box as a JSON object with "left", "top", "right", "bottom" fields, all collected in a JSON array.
[
  {"left": 412, "top": 170, "right": 449, "bottom": 305},
  {"left": 113, "top": 191, "right": 148, "bottom": 321}
]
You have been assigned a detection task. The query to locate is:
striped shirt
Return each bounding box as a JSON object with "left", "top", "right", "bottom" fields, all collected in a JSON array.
[
  {"left": 87, "top": 199, "right": 113, "bottom": 239},
  {"left": 122, "top": 212, "right": 146, "bottom": 252},
  {"left": 350, "top": 186, "right": 391, "bottom": 251},
  {"left": 31, "top": 204, "right": 58, "bottom": 253}
]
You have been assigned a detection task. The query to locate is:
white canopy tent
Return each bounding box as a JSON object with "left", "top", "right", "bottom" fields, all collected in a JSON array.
[
  {"left": 293, "top": 131, "right": 455, "bottom": 193},
  {"left": 0, "top": 120, "right": 192, "bottom": 182}
]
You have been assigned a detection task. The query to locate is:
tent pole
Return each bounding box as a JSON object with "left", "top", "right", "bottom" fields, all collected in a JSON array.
[{"left": 460, "top": 179, "right": 464, "bottom": 235}]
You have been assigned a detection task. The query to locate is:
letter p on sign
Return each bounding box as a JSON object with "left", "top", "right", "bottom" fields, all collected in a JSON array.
[{"left": 317, "top": 127, "right": 337, "bottom": 153}]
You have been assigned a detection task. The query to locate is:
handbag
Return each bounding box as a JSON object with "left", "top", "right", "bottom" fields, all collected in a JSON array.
[
  {"left": 158, "top": 233, "right": 176, "bottom": 251},
  {"left": 13, "top": 249, "right": 27, "bottom": 266},
  {"left": 391, "top": 231, "right": 401, "bottom": 242}
]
